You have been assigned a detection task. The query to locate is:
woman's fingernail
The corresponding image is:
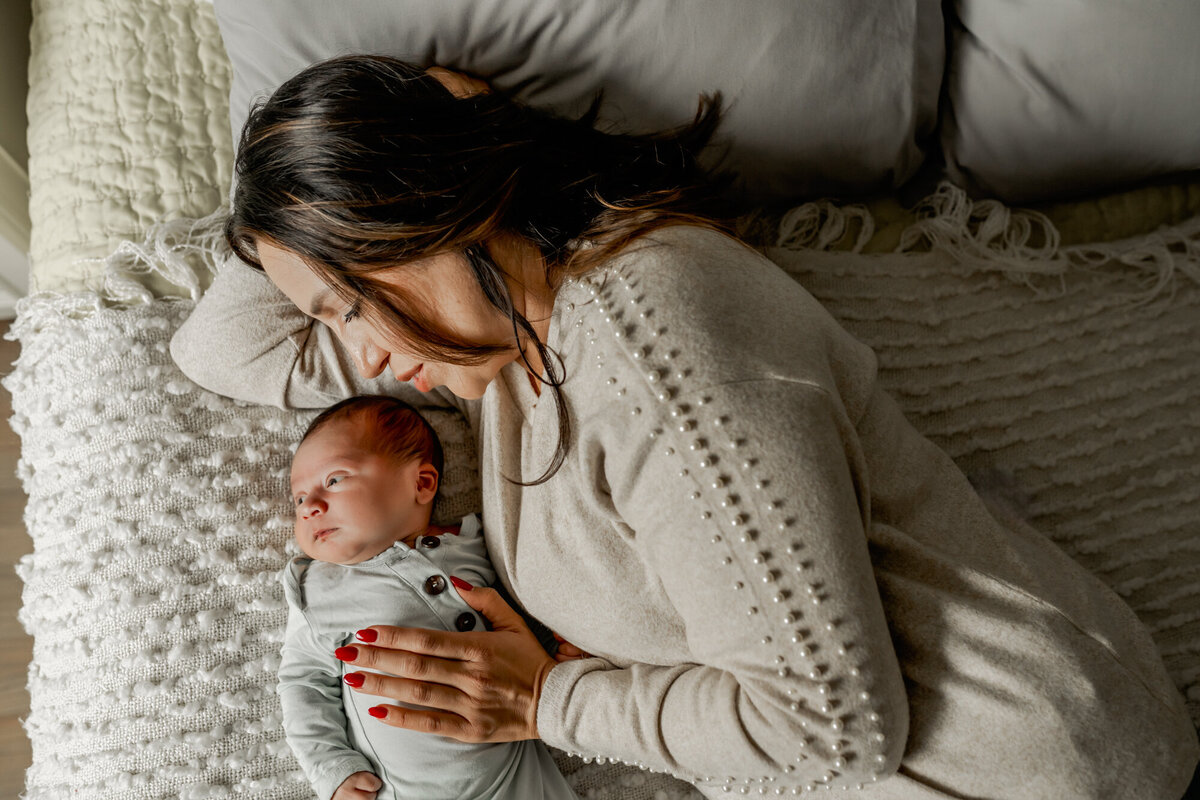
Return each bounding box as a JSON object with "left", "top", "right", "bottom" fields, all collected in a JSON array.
[
  {"left": 334, "top": 646, "right": 358, "bottom": 661},
  {"left": 356, "top": 629, "right": 378, "bottom": 643},
  {"left": 368, "top": 706, "right": 388, "bottom": 719},
  {"left": 343, "top": 672, "right": 365, "bottom": 688},
  {"left": 450, "top": 576, "right": 473, "bottom": 591}
]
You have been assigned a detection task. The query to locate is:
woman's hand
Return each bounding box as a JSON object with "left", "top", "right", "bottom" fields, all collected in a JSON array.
[
  {"left": 333, "top": 772, "right": 382, "bottom": 800},
  {"left": 338, "top": 580, "right": 557, "bottom": 743}
]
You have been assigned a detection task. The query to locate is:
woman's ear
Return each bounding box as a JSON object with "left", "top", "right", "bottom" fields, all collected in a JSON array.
[
  {"left": 424, "top": 66, "right": 492, "bottom": 99},
  {"left": 415, "top": 462, "right": 440, "bottom": 505}
]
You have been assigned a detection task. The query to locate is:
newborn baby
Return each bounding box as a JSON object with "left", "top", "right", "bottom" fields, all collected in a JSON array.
[{"left": 277, "top": 395, "right": 579, "bottom": 800}]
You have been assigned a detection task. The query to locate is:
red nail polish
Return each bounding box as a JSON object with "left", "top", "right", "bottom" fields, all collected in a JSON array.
[
  {"left": 334, "top": 646, "right": 358, "bottom": 661},
  {"left": 450, "top": 576, "right": 473, "bottom": 591},
  {"left": 356, "top": 629, "right": 378, "bottom": 643},
  {"left": 368, "top": 706, "right": 387, "bottom": 719},
  {"left": 343, "top": 672, "right": 365, "bottom": 688}
]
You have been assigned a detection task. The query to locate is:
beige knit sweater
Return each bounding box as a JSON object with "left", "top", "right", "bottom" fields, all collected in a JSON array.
[{"left": 172, "top": 226, "right": 1198, "bottom": 799}]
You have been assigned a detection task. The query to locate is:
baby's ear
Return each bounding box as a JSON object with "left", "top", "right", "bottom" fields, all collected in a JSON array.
[
  {"left": 416, "top": 462, "right": 439, "bottom": 504},
  {"left": 424, "top": 66, "right": 491, "bottom": 99}
]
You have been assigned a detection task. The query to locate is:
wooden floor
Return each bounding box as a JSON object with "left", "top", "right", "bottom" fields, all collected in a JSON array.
[{"left": 0, "top": 320, "right": 32, "bottom": 796}]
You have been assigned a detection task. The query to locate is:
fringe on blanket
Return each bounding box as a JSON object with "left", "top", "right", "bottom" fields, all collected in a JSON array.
[
  {"left": 776, "top": 181, "right": 1200, "bottom": 304},
  {"left": 12, "top": 181, "right": 1200, "bottom": 334},
  {"left": 10, "top": 206, "right": 231, "bottom": 336}
]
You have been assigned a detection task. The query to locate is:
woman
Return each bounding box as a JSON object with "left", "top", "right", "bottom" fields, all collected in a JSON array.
[{"left": 171, "top": 55, "right": 1199, "bottom": 798}]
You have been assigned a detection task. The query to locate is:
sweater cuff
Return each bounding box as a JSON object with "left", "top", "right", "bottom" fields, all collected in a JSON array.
[
  {"left": 535, "top": 657, "right": 611, "bottom": 753},
  {"left": 310, "top": 754, "right": 375, "bottom": 800}
]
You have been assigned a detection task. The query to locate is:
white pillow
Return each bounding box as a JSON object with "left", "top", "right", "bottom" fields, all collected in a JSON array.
[
  {"left": 213, "top": 0, "right": 945, "bottom": 204},
  {"left": 942, "top": 0, "right": 1200, "bottom": 203}
]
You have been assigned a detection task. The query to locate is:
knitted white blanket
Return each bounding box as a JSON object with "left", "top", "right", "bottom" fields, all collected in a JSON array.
[
  {"left": 5, "top": 300, "right": 699, "bottom": 800},
  {"left": 6, "top": 185, "right": 1199, "bottom": 798}
]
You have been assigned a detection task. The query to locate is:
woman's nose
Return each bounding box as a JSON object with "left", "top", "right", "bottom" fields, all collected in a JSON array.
[{"left": 344, "top": 330, "right": 389, "bottom": 380}]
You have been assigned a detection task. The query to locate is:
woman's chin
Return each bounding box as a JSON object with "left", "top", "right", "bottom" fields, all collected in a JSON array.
[
  {"left": 438, "top": 365, "right": 504, "bottom": 400},
  {"left": 449, "top": 381, "right": 486, "bottom": 400}
]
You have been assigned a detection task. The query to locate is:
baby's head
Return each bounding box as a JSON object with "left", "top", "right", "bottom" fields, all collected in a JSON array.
[{"left": 290, "top": 395, "right": 444, "bottom": 565}]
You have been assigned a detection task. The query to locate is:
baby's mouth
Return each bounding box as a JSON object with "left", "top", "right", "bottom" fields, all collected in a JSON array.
[{"left": 314, "top": 528, "right": 337, "bottom": 542}]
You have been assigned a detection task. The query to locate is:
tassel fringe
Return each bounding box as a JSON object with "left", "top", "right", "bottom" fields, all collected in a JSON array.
[
  {"left": 11, "top": 181, "right": 1200, "bottom": 337},
  {"left": 11, "top": 206, "right": 230, "bottom": 337},
  {"left": 777, "top": 180, "right": 1200, "bottom": 304},
  {"left": 776, "top": 199, "right": 876, "bottom": 254}
]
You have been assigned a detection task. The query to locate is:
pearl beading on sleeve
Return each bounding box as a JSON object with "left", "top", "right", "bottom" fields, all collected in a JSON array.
[{"left": 556, "top": 267, "right": 897, "bottom": 793}]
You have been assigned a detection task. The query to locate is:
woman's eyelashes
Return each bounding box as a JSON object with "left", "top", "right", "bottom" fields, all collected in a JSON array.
[{"left": 342, "top": 304, "right": 360, "bottom": 324}]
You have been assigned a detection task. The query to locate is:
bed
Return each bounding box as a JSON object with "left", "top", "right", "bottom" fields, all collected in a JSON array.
[{"left": 7, "top": 0, "right": 1200, "bottom": 798}]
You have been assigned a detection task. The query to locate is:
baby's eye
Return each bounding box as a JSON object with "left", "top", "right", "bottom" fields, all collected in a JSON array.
[
  {"left": 294, "top": 495, "right": 305, "bottom": 506},
  {"left": 342, "top": 304, "right": 360, "bottom": 324},
  {"left": 326, "top": 475, "right": 344, "bottom": 487}
]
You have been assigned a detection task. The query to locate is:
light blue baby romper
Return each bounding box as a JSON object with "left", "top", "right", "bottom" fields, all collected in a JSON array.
[{"left": 278, "top": 514, "right": 579, "bottom": 800}]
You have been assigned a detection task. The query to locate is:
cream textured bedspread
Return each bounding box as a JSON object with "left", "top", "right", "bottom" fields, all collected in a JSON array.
[
  {"left": 7, "top": 206, "right": 1200, "bottom": 799},
  {"left": 14, "top": 0, "right": 1200, "bottom": 798}
]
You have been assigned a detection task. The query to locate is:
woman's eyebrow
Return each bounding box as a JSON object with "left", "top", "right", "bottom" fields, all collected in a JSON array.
[{"left": 308, "top": 288, "right": 333, "bottom": 318}]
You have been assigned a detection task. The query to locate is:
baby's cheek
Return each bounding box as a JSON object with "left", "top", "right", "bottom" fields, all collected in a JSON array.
[{"left": 294, "top": 529, "right": 317, "bottom": 559}]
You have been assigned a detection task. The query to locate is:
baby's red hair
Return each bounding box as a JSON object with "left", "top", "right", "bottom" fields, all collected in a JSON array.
[{"left": 300, "top": 395, "right": 444, "bottom": 478}]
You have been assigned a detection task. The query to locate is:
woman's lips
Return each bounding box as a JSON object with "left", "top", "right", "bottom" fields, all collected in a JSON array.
[
  {"left": 411, "top": 365, "right": 432, "bottom": 393},
  {"left": 396, "top": 363, "right": 430, "bottom": 391}
]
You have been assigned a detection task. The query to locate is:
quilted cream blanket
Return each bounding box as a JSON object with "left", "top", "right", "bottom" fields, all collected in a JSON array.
[{"left": 26, "top": 0, "right": 233, "bottom": 295}]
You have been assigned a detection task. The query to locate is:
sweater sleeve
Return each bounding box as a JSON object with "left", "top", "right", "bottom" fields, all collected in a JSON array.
[
  {"left": 278, "top": 602, "right": 375, "bottom": 800},
  {"left": 169, "top": 252, "right": 472, "bottom": 418},
  {"left": 536, "top": 378, "right": 908, "bottom": 791}
]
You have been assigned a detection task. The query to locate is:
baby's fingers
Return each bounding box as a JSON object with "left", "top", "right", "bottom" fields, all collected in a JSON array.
[
  {"left": 551, "top": 636, "right": 591, "bottom": 661},
  {"left": 333, "top": 771, "right": 382, "bottom": 800},
  {"left": 351, "top": 772, "right": 383, "bottom": 791}
]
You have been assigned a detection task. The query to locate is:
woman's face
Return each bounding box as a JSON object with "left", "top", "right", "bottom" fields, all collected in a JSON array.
[{"left": 257, "top": 240, "right": 524, "bottom": 399}]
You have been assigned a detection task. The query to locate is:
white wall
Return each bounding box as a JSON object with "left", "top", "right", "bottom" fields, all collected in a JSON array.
[
  {"left": 0, "top": 0, "right": 31, "bottom": 318},
  {"left": 0, "top": 1, "right": 31, "bottom": 171},
  {"left": 0, "top": 233, "right": 26, "bottom": 320}
]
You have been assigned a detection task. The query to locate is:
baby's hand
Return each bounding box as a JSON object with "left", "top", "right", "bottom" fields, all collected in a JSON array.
[
  {"left": 551, "top": 632, "right": 592, "bottom": 663},
  {"left": 333, "top": 772, "right": 383, "bottom": 800}
]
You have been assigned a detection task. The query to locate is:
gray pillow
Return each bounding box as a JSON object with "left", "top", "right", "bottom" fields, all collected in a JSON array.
[
  {"left": 942, "top": 0, "right": 1200, "bottom": 203},
  {"left": 213, "top": 0, "right": 944, "bottom": 204}
]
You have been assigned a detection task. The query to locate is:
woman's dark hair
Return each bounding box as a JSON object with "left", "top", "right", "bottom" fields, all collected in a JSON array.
[{"left": 229, "top": 54, "right": 732, "bottom": 483}]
